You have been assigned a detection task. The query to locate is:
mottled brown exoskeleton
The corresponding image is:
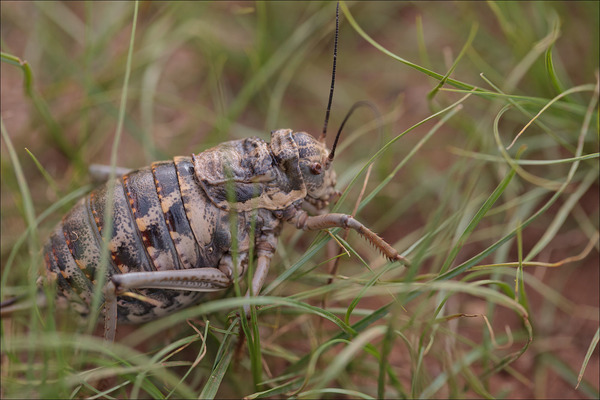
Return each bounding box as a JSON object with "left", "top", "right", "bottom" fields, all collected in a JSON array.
[{"left": 1, "top": 3, "right": 408, "bottom": 341}]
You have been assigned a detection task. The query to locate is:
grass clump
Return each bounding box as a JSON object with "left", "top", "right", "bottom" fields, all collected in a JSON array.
[{"left": 1, "top": 1, "right": 598, "bottom": 398}]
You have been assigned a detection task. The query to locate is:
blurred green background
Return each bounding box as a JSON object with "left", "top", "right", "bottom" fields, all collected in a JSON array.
[{"left": 1, "top": 1, "right": 598, "bottom": 398}]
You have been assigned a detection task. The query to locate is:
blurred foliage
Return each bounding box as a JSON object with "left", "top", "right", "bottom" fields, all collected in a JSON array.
[{"left": 1, "top": 1, "right": 598, "bottom": 398}]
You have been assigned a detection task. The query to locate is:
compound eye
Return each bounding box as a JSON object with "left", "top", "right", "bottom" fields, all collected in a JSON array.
[{"left": 309, "top": 162, "right": 322, "bottom": 175}]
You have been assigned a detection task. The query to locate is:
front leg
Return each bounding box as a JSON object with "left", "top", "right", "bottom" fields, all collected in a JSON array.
[
  {"left": 243, "top": 231, "right": 277, "bottom": 316},
  {"left": 291, "top": 210, "right": 410, "bottom": 265}
]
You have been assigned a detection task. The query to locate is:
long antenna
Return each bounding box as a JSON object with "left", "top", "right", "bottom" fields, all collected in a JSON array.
[
  {"left": 319, "top": 1, "right": 339, "bottom": 143},
  {"left": 328, "top": 100, "right": 382, "bottom": 162}
]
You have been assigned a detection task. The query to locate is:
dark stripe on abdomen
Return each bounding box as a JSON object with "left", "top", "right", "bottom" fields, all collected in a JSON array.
[
  {"left": 152, "top": 160, "right": 203, "bottom": 270},
  {"left": 123, "top": 167, "right": 181, "bottom": 271},
  {"left": 89, "top": 179, "right": 154, "bottom": 274}
]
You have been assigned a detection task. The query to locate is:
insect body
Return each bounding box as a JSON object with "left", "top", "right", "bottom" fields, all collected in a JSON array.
[
  {"left": 41, "top": 129, "right": 404, "bottom": 340},
  {"left": 2, "top": 3, "right": 407, "bottom": 341}
]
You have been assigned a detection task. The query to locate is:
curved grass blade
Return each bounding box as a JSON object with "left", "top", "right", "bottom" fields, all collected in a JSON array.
[
  {"left": 576, "top": 328, "right": 599, "bottom": 390},
  {"left": 87, "top": 0, "right": 139, "bottom": 334}
]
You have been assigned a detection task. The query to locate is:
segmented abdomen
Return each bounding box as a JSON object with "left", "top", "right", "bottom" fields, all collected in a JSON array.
[{"left": 44, "top": 157, "right": 229, "bottom": 323}]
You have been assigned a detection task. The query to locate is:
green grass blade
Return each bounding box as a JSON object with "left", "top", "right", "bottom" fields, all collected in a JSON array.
[
  {"left": 1, "top": 117, "right": 41, "bottom": 337},
  {"left": 438, "top": 149, "right": 520, "bottom": 274},
  {"left": 87, "top": 0, "right": 139, "bottom": 333},
  {"left": 545, "top": 44, "right": 567, "bottom": 97},
  {"left": 576, "top": 328, "right": 599, "bottom": 390},
  {"left": 0, "top": 52, "right": 82, "bottom": 168},
  {"left": 341, "top": 1, "right": 476, "bottom": 91},
  {"left": 311, "top": 325, "right": 386, "bottom": 392},
  {"left": 428, "top": 22, "right": 478, "bottom": 101},
  {"left": 543, "top": 353, "right": 600, "bottom": 398},
  {"left": 198, "top": 322, "right": 237, "bottom": 399},
  {"left": 24, "top": 148, "right": 61, "bottom": 197}
]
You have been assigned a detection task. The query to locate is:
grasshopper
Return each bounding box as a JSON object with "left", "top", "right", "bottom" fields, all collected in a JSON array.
[{"left": 1, "top": 3, "right": 408, "bottom": 342}]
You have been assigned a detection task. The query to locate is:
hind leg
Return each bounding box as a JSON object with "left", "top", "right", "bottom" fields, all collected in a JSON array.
[
  {"left": 102, "top": 268, "right": 232, "bottom": 342},
  {"left": 89, "top": 164, "right": 132, "bottom": 184}
]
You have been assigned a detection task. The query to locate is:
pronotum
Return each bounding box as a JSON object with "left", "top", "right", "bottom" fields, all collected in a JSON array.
[{"left": 1, "top": 3, "right": 409, "bottom": 342}]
